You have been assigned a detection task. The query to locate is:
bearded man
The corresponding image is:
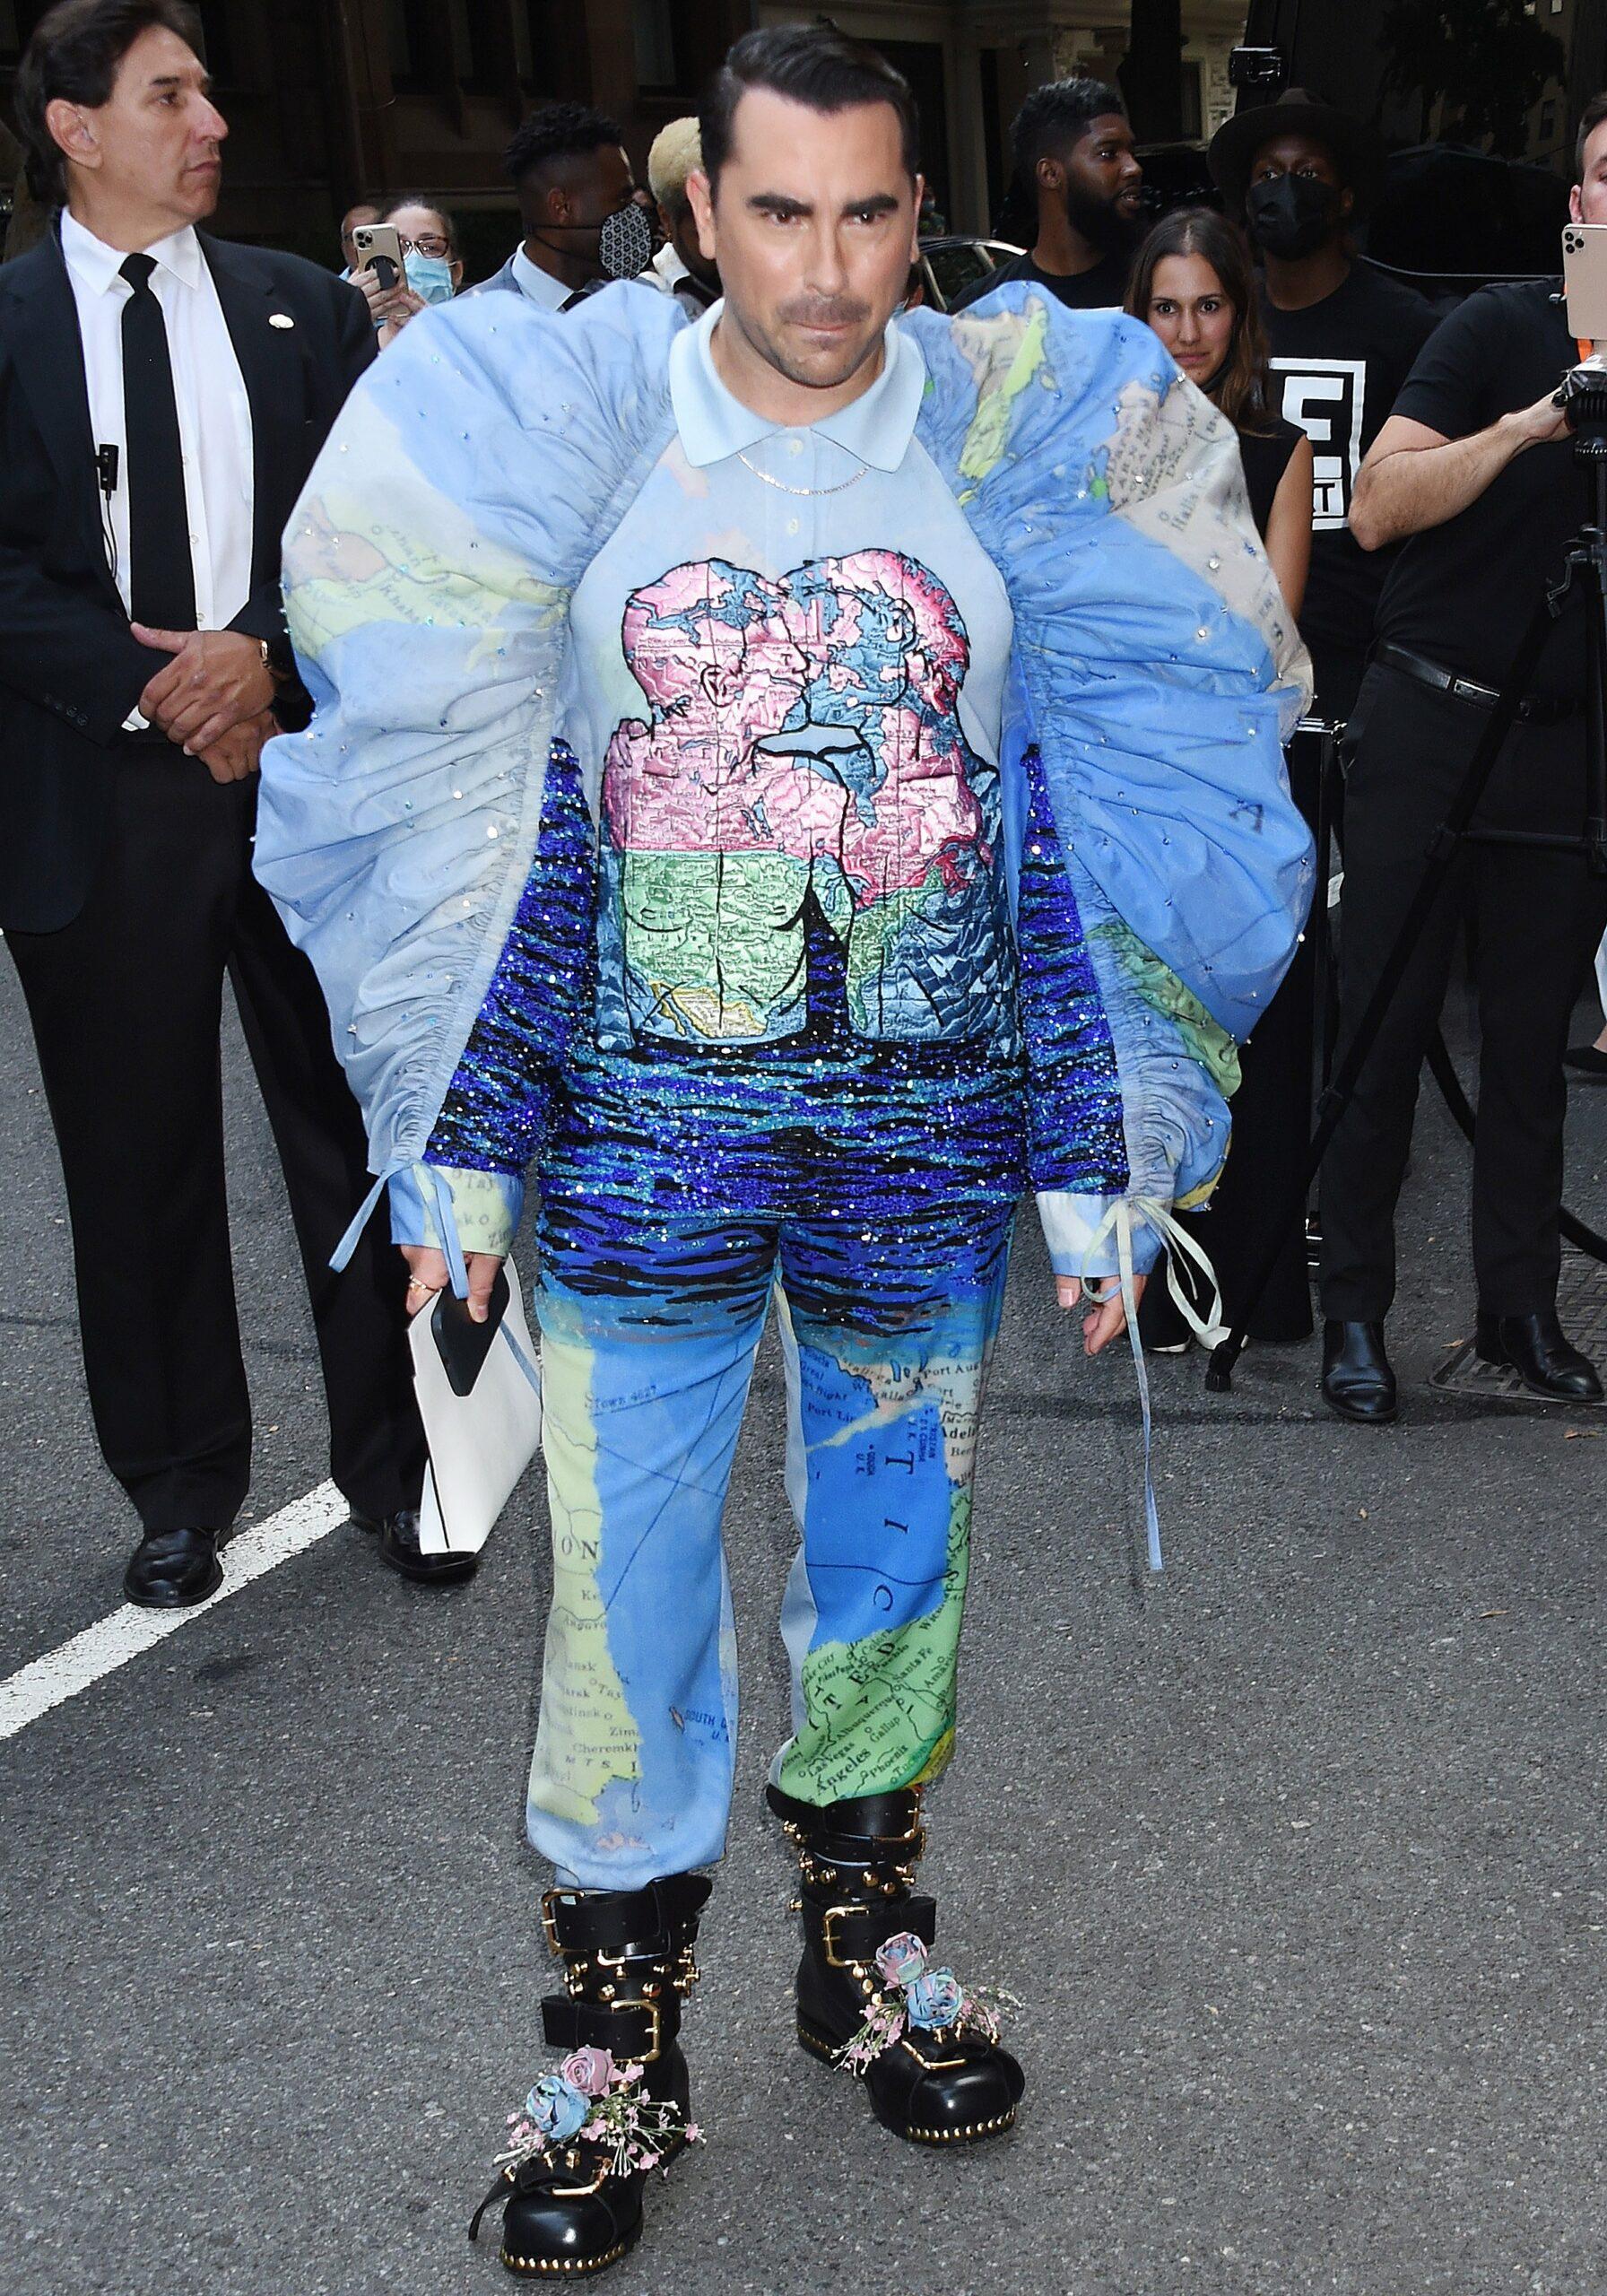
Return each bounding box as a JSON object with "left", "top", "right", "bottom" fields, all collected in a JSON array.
[{"left": 951, "top": 75, "right": 1144, "bottom": 312}]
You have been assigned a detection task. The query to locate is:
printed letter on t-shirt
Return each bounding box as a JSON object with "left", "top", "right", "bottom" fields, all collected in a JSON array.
[{"left": 1270, "top": 358, "right": 1368, "bottom": 532}]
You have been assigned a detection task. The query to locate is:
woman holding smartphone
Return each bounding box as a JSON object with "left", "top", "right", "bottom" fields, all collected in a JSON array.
[
  {"left": 352, "top": 196, "right": 464, "bottom": 349},
  {"left": 1126, "top": 209, "right": 1319, "bottom": 1349}
]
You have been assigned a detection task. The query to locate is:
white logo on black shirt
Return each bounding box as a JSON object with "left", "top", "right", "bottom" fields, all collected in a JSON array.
[{"left": 1270, "top": 356, "right": 1368, "bottom": 531}]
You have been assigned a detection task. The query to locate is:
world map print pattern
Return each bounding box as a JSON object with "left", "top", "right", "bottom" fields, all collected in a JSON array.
[{"left": 595, "top": 548, "right": 1013, "bottom": 1051}]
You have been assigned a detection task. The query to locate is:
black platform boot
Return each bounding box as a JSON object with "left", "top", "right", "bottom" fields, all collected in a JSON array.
[
  {"left": 469, "top": 1873, "right": 711, "bottom": 2277},
  {"left": 769, "top": 1783, "right": 1024, "bottom": 2146}
]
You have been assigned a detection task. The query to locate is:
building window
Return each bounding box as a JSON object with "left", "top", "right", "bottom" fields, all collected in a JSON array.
[
  {"left": 1180, "top": 59, "right": 1203, "bottom": 141},
  {"left": 388, "top": 0, "right": 424, "bottom": 84},
  {"left": 635, "top": 0, "right": 678, "bottom": 91},
  {"left": 447, "top": 0, "right": 503, "bottom": 90}
]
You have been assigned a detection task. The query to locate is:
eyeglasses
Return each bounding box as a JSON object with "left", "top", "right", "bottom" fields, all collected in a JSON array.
[{"left": 395, "top": 232, "right": 452, "bottom": 258}]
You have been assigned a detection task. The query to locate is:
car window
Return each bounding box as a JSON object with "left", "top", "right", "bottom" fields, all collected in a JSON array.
[{"left": 924, "top": 241, "right": 994, "bottom": 309}]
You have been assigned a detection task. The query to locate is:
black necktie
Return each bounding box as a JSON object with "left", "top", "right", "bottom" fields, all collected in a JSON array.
[{"left": 119, "top": 252, "right": 196, "bottom": 631}]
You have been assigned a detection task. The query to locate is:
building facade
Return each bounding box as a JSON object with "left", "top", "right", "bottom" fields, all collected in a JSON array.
[{"left": 2, "top": 0, "right": 749, "bottom": 273}]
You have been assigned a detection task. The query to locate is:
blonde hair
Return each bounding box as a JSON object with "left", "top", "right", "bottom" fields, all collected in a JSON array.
[{"left": 648, "top": 117, "right": 703, "bottom": 215}]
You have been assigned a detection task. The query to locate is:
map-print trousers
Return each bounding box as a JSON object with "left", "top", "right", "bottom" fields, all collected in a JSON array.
[{"left": 524, "top": 1196, "right": 1015, "bottom": 1890}]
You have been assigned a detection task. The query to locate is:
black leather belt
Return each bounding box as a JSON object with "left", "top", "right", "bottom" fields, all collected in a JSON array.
[{"left": 1375, "top": 642, "right": 1577, "bottom": 725}]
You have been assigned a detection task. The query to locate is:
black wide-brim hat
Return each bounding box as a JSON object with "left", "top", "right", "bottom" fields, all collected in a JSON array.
[{"left": 1208, "top": 88, "right": 1384, "bottom": 219}]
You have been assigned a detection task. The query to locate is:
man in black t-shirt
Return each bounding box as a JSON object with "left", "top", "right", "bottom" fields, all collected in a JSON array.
[
  {"left": 1210, "top": 90, "right": 1439, "bottom": 724},
  {"left": 1312, "top": 99, "right": 1607, "bottom": 1425},
  {"left": 951, "top": 78, "right": 1142, "bottom": 314}
]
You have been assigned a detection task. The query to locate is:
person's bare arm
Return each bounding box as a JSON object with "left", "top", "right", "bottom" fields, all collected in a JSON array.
[
  {"left": 1264, "top": 430, "right": 1314, "bottom": 619},
  {"left": 1350, "top": 398, "right": 1568, "bottom": 552}
]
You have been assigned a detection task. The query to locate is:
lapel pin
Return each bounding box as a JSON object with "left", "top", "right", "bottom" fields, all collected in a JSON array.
[{"left": 269, "top": 312, "right": 295, "bottom": 329}]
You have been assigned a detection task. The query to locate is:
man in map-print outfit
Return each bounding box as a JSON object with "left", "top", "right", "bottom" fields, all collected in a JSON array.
[{"left": 257, "top": 27, "right": 1310, "bottom": 2279}]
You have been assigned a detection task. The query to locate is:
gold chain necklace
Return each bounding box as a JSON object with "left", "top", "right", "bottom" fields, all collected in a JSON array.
[{"left": 736, "top": 447, "right": 868, "bottom": 498}]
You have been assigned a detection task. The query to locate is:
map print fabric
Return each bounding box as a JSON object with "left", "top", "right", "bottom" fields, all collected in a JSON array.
[
  {"left": 526, "top": 1196, "right": 1013, "bottom": 1888},
  {"left": 257, "top": 283, "right": 1312, "bottom": 1884},
  {"left": 597, "top": 548, "right": 1010, "bottom": 1051}
]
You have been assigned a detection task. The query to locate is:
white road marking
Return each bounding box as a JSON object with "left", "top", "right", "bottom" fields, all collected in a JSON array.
[{"left": 0, "top": 1481, "right": 348, "bottom": 1743}]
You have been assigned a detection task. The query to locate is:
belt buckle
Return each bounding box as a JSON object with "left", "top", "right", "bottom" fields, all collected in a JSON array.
[
  {"left": 539, "top": 1889, "right": 573, "bottom": 1958},
  {"left": 612, "top": 1996, "right": 665, "bottom": 2061},
  {"left": 874, "top": 1805, "right": 925, "bottom": 1851},
  {"left": 819, "top": 1904, "right": 864, "bottom": 1970}
]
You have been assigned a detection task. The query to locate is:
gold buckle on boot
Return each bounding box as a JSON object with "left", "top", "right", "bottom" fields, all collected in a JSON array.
[
  {"left": 818, "top": 1905, "right": 864, "bottom": 1970},
  {"left": 538, "top": 1889, "right": 569, "bottom": 1959},
  {"left": 612, "top": 1996, "right": 665, "bottom": 2062}
]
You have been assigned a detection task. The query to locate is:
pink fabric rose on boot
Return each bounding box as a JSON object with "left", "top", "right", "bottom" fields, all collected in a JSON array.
[
  {"left": 874, "top": 1931, "right": 930, "bottom": 1990},
  {"left": 560, "top": 2047, "right": 617, "bottom": 2098}
]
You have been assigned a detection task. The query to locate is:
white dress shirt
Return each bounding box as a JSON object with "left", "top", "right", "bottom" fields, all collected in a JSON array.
[
  {"left": 509, "top": 243, "right": 571, "bottom": 312},
  {"left": 60, "top": 209, "right": 254, "bottom": 637}
]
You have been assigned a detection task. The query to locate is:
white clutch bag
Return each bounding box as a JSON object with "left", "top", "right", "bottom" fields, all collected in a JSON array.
[{"left": 407, "top": 1257, "right": 543, "bottom": 1556}]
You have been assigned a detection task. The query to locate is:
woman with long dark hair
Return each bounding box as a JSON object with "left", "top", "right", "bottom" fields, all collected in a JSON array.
[
  {"left": 1127, "top": 209, "right": 1319, "bottom": 1349},
  {"left": 1128, "top": 207, "right": 1313, "bottom": 611}
]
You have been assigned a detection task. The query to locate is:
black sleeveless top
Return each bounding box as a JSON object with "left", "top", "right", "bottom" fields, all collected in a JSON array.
[{"left": 1235, "top": 413, "right": 1305, "bottom": 540}]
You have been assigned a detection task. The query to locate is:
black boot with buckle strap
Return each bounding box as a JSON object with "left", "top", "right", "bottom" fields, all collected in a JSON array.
[
  {"left": 469, "top": 1873, "right": 711, "bottom": 2278},
  {"left": 768, "top": 1783, "right": 1023, "bottom": 2146}
]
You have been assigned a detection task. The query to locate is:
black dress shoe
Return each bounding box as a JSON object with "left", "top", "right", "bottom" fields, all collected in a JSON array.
[
  {"left": 1474, "top": 1310, "right": 1604, "bottom": 1403},
  {"left": 1320, "top": 1320, "right": 1399, "bottom": 1424},
  {"left": 124, "top": 1526, "right": 222, "bottom": 1609},
  {"left": 351, "top": 1508, "right": 478, "bottom": 1585},
  {"left": 1563, "top": 1044, "right": 1607, "bottom": 1078}
]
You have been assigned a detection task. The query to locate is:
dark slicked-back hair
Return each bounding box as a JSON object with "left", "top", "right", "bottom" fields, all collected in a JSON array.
[
  {"left": 504, "top": 100, "right": 624, "bottom": 191},
  {"left": 699, "top": 25, "right": 919, "bottom": 197},
  {"left": 1577, "top": 91, "right": 1607, "bottom": 182},
  {"left": 1012, "top": 76, "right": 1125, "bottom": 177},
  {"left": 15, "top": 0, "right": 201, "bottom": 208}
]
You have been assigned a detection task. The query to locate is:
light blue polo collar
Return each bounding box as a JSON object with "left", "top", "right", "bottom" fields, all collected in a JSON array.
[{"left": 669, "top": 297, "right": 926, "bottom": 472}]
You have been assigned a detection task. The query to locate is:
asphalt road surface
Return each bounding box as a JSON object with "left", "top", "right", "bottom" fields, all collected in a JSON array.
[{"left": 3, "top": 954, "right": 1604, "bottom": 2296}]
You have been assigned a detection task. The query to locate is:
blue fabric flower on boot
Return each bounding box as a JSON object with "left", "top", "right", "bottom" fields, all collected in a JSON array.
[
  {"left": 905, "top": 1967, "right": 965, "bottom": 2031},
  {"left": 525, "top": 2073, "right": 590, "bottom": 2143}
]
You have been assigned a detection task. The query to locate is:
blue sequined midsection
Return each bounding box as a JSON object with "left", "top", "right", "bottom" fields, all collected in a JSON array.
[{"left": 550, "top": 889, "right": 1027, "bottom": 1225}]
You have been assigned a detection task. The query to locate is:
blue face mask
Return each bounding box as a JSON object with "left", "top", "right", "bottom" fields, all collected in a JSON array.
[{"left": 404, "top": 250, "right": 456, "bottom": 305}]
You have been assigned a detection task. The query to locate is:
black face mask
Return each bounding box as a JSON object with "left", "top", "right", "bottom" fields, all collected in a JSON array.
[{"left": 1246, "top": 174, "right": 1341, "bottom": 260}]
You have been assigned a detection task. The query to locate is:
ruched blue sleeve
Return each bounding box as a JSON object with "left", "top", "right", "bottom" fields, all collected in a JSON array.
[
  {"left": 909, "top": 291, "right": 1313, "bottom": 1278},
  {"left": 253, "top": 283, "right": 681, "bottom": 1272}
]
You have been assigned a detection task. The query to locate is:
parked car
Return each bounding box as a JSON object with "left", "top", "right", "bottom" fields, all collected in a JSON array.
[{"left": 913, "top": 234, "right": 1023, "bottom": 312}]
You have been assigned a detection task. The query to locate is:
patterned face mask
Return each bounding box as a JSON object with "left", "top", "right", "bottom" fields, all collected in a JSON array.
[{"left": 598, "top": 201, "right": 655, "bottom": 282}]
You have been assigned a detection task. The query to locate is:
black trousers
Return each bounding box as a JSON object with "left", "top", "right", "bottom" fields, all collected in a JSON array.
[
  {"left": 1319, "top": 663, "right": 1607, "bottom": 1322},
  {"left": 7, "top": 742, "right": 425, "bottom": 1532},
  {"left": 1141, "top": 726, "right": 1323, "bottom": 1344}
]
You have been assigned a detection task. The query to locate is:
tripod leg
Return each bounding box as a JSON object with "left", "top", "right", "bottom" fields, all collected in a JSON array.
[
  {"left": 1583, "top": 479, "right": 1607, "bottom": 878},
  {"left": 1206, "top": 600, "right": 1558, "bottom": 1392}
]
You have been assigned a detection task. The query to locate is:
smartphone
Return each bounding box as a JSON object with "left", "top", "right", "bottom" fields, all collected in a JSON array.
[
  {"left": 430, "top": 1266, "right": 511, "bottom": 1398},
  {"left": 352, "top": 221, "right": 404, "bottom": 295},
  {"left": 1562, "top": 222, "right": 1607, "bottom": 341}
]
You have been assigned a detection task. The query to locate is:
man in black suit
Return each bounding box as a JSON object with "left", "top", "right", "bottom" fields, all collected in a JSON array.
[{"left": 0, "top": 0, "right": 448, "bottom": 1605}]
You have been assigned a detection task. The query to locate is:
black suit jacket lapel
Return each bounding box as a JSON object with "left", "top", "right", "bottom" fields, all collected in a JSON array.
[
  {"left": 0, "top": 231, "right": 111, "bottom": 585},
  {"left": 200, "top": 232, "right": 303, "bottom": 598}
]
